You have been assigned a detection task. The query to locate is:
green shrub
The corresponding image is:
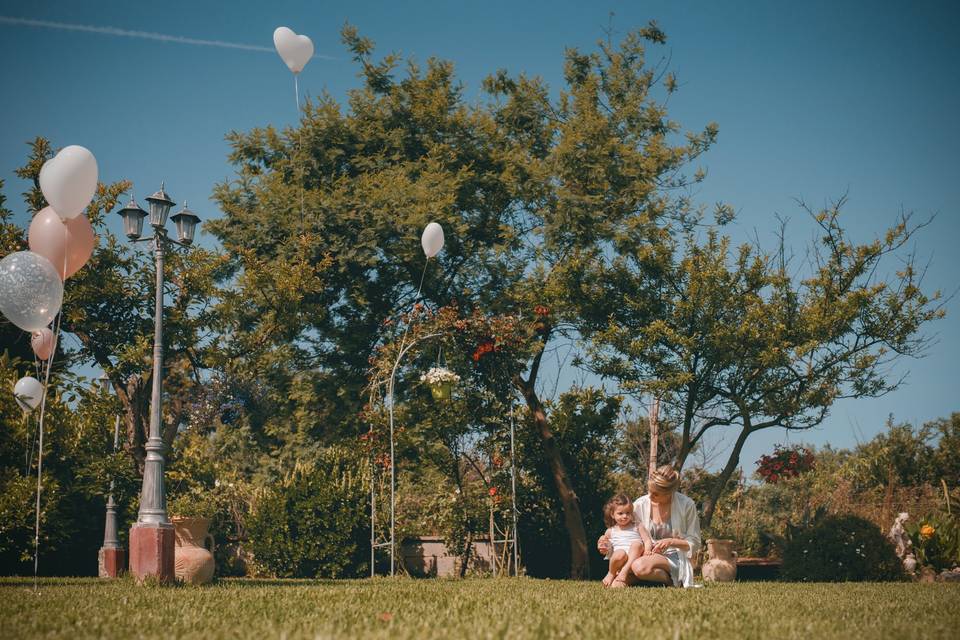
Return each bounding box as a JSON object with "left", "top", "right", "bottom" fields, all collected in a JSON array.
[
  {"left": 246, "top": 450, "right": 369, "bottom": 578},
  {"left": 781, "top": 514, "right": 904, "bottom": 582}
]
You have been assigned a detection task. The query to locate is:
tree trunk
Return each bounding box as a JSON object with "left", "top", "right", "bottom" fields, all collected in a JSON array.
[
  {"left": 674, "top": 388, "right": 697, "bottom": 471},
  {"left": 458, "top": 530, "right": 473, "bottom": 578},
  {"left": 121, "top": 373, "right": 151, "bottom": 474},
  {"left": 515, "top": 377, "right": 590, "bottom": 579},
  {"left": 701, "top": 423, "right": 753, "bottom": 529},
  {"left": 648, "top": 396, "right": 660, "bottom": 479}
]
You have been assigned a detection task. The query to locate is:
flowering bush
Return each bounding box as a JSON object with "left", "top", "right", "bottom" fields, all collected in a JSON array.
[
  {"left": 756, "top": 445, "right": 815, "bottom": 484},
  {"left": 419, "top": 366, "right": 461, "bottom": 385},
  {"left": 908, "top": 513, "right": 960, "bottom": 572}
]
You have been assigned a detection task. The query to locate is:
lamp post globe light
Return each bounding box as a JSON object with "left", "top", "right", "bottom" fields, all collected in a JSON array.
[
  {"left": 116, "top": 183, "right": 200, "bottom": 583},
  {"left": 96, "top": 373, "right": 126, "bottom": 578}
]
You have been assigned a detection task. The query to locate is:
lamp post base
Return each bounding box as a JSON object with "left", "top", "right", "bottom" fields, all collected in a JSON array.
[
  {"left": 98, "top": 546, "right": 127, "bottom": 578},
  {"left": 129, "top": 522, "right": 175, "bottom": 583}
]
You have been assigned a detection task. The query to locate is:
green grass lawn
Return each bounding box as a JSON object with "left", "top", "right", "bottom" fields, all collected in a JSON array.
[{"left": 2, "top": 577, "right": 959, "bottom": 639}]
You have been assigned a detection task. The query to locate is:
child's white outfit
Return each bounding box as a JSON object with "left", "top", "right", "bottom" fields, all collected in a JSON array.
[{"left": 607, "top": 525, "right": 644, "bottom": 553}]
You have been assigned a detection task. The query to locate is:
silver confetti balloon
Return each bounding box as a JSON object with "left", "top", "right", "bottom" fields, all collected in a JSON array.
[{"left": 0, "top": 251, "right": 63, "bottom": 332}]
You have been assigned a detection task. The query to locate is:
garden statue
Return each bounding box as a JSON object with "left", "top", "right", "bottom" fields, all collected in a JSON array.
[
  {"left": 887, "top": 512, "right": 911, "bottom": 559},
  {"left": 701, "top": 539, "right": 737, "bottom": 582}
]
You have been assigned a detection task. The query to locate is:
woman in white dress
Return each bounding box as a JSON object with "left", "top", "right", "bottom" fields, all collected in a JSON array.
[{"left": 597, "top": 465, "right": 702, "bottom": 587}]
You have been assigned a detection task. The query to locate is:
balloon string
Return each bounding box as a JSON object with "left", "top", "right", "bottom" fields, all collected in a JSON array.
[
  {"left": 32, "top": 223, "right": 68, "bottom": 590},
  {"left": 295, "top": 74, "right": 305, "bottom": 235},
  {"left": 33, "top": 322, "right": 54, "bottom": 591},
  {"left": 24, "top": 412, "right": 34, "bottom": 476},
  {"left": 391, "top": 259, "right": 431, "bottom": 385}
]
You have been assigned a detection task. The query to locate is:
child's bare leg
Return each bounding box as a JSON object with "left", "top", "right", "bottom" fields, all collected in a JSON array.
[
  {"left": 603, "top": 550, "right": 627, "bottom": 586},
  {"left": 611, "top": 541, "right": 645, "bottom": 588}
]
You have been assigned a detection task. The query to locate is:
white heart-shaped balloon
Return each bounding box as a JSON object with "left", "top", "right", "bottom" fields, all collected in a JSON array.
[
  {"left": 421, "top": 222, "right": 445, "bottom": 258},
  {"left": 39, "top": 145, "right": 98, "bottom": 220},
  {"left": 273, "top": 26, "right": 314, "bottom": 74}
]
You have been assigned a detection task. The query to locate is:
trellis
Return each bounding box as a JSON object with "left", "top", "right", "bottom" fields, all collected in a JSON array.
[{"left": 367, "top": 332, "right": 520, "bottom": 577}]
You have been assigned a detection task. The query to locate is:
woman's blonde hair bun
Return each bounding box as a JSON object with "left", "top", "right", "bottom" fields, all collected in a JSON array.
[{"left": 649, "top": 464, "right": 680, "bottom": 492}]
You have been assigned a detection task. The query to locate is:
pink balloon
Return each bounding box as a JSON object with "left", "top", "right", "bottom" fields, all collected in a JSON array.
[
  {"left": 27, "top": 207, "right": 97, "bottom": 280},
  {"left": 31, "top": 328, "right": 57, "bottom": 361}
]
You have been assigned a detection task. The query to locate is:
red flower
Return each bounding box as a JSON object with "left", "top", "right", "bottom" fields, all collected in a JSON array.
[
  {"left": 473, "top": 340, "right": 496, "bottom": 362},
  {"left": 488, "top": 487, "right": 498, "bottom": 497}
]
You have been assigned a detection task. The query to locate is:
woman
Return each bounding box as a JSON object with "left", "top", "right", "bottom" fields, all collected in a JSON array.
[{"left": 597, "top": 465, "right": 701, "bottom": 587}]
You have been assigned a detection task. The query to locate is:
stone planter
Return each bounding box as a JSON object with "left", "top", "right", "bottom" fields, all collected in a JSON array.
[
  {"left": 702, "top": 538, "right": 737, "bottom": 582},
  {"left": 172, "top": 516, "right": 215, "bottom": 585}
]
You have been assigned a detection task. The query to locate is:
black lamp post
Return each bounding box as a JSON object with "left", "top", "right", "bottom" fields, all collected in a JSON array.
[{"left": 115, "top": 184, "right": 200, "bottom": 583}]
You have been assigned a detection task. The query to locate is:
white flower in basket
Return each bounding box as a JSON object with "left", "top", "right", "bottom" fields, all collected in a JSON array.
[{"left": 420, "top": 366, "right": 460, "bottom": 400}]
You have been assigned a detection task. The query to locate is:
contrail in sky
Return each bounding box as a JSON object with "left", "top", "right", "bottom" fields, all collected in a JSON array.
[{"left": 0, "top": 16, "right": 335, "bottom": 59}]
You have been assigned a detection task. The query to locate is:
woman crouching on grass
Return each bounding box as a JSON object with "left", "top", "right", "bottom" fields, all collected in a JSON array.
[
  {"left": 601, "top": 493, "right": 653, "bottom": 588},
  {"left": 597, "top": 465, "right": 702, "bottom": 588}
]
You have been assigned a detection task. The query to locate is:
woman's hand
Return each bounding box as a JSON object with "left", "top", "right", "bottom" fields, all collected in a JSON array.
[
  {"left": 650, "top": 538, "right": 677, "bottom": 554},
  {"left": 597, "top": 535, "right": 611, "bottom": 555}
]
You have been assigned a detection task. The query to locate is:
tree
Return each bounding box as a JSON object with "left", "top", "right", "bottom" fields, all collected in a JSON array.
[
  {"left": 212, "top": 24, "right": 718, "bottom": 578},
  {"left": 589, "top": 200, "right": 945, "bottom": 527},
  {"left": 0, "top": 355, "right": 139, "bottom": 575},
  {"left": 10, "top": 137, "right": 227, "bottom": 474}
]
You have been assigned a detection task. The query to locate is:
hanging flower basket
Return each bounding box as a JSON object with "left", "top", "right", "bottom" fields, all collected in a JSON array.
[
  {"left": 420, "top": 366, "right": 460, "bottom": 401},
  {"left": 430, "top": 381, "right": 453, "bottom": 400}
]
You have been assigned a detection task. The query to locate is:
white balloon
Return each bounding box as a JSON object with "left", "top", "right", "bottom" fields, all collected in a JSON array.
[
  {"left": 421, "top": 222, "right": 445, "bottom": 258},
  {"left": 0, "top": 251, "right": 64, "bottom": 332},
  {"left": 273, "top": 27, "right": 314, "bottom": 74},
  {"left": 14, "top": 376, "right": 44, "bottom": 412},
  {"left": 39, "top": 145, "right": 99, "bottom": 220}
]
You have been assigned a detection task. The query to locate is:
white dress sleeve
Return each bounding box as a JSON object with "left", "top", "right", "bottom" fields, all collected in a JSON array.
[{"left": 678, "top": 494, "right": 702, "bottom": 559}]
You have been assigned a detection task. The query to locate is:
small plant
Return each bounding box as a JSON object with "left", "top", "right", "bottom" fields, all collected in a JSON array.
[
  {"left": 781, "top": 514, "right": 904, "bottom": 582},
  {"left": 756, "top": 445, "right": 815, "bottom": 484}
]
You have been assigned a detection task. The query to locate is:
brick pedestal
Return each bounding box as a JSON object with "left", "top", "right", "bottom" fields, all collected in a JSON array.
[
  {"left": 98, "top": 546, "right": 127, "bottom": 578},
  {"left": 129, "top": 522, "right": 175, "bottom": 583}
]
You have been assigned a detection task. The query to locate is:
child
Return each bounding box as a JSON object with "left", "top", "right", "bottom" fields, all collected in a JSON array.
[{"left": 602, "top": 493, "right": 653, "bottom": 588}]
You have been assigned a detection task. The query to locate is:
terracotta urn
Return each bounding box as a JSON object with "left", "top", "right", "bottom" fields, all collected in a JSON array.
[
  {"left": 701, "top": 539, "right": 737, "bottom": 582},
  {"left": 172, "top": 516, "right": 215, "bottom": 585}
]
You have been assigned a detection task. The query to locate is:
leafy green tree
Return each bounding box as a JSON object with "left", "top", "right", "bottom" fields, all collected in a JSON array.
[
  {"left": 11, "top": 137, "right": 227, "bottom": 473},
  {"left": 0, "top": 356, "right": 139, "bottom": 575},
  {"left": 589, "top": 200, "right": 945, "bottom": 527},
  {"left": 213, "top": 24, "right": 718, "bottom": 578}
]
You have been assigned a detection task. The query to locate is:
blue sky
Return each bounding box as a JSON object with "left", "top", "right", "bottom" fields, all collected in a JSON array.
[{"left": 1, "top": 1, "right": 957, "bottom": 471}]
